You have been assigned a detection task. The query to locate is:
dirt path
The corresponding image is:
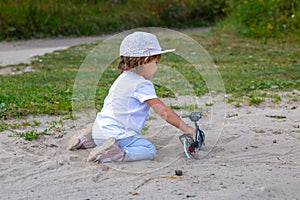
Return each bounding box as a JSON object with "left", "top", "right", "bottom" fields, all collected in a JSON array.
[
  {"left": 0, "top": 27, "right": 211, "bottom": 66},
  {"left": 0, "top": 36, "right": 105, "bottom": 66}
]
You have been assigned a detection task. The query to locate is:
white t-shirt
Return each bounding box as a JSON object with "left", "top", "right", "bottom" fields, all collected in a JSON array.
[{"left": 92, "top": 71, "right": 157, "bottom": 140}]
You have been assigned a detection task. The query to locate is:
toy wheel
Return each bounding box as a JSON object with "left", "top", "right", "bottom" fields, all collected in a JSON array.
[{"left": 180, "top": 135, "right": 195, "bottom": 159}]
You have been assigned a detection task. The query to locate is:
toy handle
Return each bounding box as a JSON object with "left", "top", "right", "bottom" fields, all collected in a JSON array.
[{"left": 181, "top": 114, "right": 189, "bottom": 118}]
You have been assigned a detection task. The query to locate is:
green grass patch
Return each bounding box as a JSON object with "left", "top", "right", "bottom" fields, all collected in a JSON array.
[
  {"left": 9, "top": 129, "right": 47, "bottom": 140},
  {"left": 249, "top": 97, "right": 264, "bottom": 105},
  {"left": 216, "top": 0, "right": 299, "bottom": 38},
  {"left": 195, "top": 33, "right": 300, "bottom": 98},
  {"left": 0, "top": 32, "right": 299, "bottom": 119},
  {"left": 270, "top": 93, "right": 282, "bottom": 103},
  {"left": 0, "top": 0, "right": 225, "bottom": 41},
  {"left": 0, "top": 119, "right": 41, "bottom": 132},
  {"left": 169, "top": 103, "right": 199, "bottom": 111}
]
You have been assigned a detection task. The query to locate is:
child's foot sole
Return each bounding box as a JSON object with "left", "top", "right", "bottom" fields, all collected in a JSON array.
[
  {"left": 87, "top": 137, "right": 116, "bottom": 162},
  {"left": 87, "top": 138, "right": 124, "bottom": 162},
  {"left": 66, "top": 125, "right": 96, "bottom": 150},
  {"left": 67, "top": 136, "right": 81, "bottom": 151}
]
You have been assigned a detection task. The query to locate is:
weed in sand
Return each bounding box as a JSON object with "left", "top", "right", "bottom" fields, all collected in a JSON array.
[
  {"left": 169, "top": 103, "right": 199, "bottom": 111},
  {"left": 249, "top": 97, "right": 264, "bottom": 105},
  {"left": 270, "top": 93, "right": 282, "bottom": 103},
  {"left": 265, "top": 115, "right": 287, "bottom": 119},
  {"left": 9, "top": 128, "right": 50, "bottom": 141},
  {"left": 0, "top": 119, "right": 42, "bottom": 132},
  {"left": 227, "top": 113, "right": 238, "bottom": 118},
  {"left": 141, "top": 125, "right": 149, "bottom": 136}
]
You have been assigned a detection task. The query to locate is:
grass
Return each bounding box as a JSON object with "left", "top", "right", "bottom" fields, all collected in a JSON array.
[
  {"left": 0, "top": 0, "right": 225, "bottom": 41},
  {"left": 0, "top": 119, "right": 41, "bottom": 132},
  {"left": 0, "top": 32, "right": 299, "bottom": 121},
  {"left": 200, "top": 32, "right": 300, "bottom": 96},
  {"left": 4, "top": 116, "right": 70, "bottom": 140},
  {"left": 170, "top": 103, "right": 200, "bottom": 111},
  {"left": 265, "top": 115, "right": 287, "bottom": 119},
  {"left": 2, "top": 1, "right": 299, "bottom": 41},
  {"left": 216, "top": 0, "right": 300, "bottom": 38},
  {"left": 9, "top": 129, "right": 49, "bottom": 141},
  {"left": 226, "top": 113, "right": 239, "bottom": 118}
]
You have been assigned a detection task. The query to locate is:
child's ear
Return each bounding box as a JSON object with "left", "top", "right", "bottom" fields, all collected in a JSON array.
[{"left": 144, "top": 57, "right": 150, "bottom": 64}]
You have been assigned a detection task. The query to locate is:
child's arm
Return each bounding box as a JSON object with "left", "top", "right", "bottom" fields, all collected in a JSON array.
[{"left": 146, "top": 98, "right": 196, "bottom": 138}]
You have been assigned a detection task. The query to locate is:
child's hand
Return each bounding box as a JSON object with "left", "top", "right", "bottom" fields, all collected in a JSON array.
[{"left": 183, "top": 126, "right": 196, "bottom": 139}]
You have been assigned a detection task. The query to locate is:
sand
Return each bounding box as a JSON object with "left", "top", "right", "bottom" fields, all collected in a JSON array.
[{"left": 1, "top": 92, "right": 299, "bottom": 200}]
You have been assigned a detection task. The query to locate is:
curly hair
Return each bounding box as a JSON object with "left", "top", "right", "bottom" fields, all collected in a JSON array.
[{"left": 118, "top": 55, "right": 161, "bottom": 73}]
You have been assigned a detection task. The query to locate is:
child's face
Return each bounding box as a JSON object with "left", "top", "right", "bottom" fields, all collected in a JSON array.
[{"left": 143, "top": 57, "right": 159, "bottom": 80}]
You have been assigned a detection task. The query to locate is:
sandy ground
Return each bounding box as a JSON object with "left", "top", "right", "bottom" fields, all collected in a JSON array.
[{"left": 0, "top": 92, "right": 299, "bottom": 200}]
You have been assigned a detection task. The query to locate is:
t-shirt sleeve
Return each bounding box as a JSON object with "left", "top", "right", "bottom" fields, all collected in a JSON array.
[{"left": 134, "top": 80, "right": 157, "bottom": 102}]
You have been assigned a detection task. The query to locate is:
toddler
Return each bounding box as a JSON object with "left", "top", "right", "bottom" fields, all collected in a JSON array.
[{"left": 67, "top": 31, "right": 195, "bottom": 162}]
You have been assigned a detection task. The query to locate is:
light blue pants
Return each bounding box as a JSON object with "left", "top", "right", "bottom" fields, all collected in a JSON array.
[{"left": 94, "top": 135, "right": 157, "bottom": 161}]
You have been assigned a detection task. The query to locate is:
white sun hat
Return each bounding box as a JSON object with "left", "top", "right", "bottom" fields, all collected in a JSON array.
[{"left": 119, "top": 31, "right": 176, "bottom": 57}]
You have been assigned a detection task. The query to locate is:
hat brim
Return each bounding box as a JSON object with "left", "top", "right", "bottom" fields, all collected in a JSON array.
[
  {"left": 148, "top": 48, "right": 176, "bottom": 57},
  {"left": 159, "top": 49, "right": 176, "bottom": 55}
]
